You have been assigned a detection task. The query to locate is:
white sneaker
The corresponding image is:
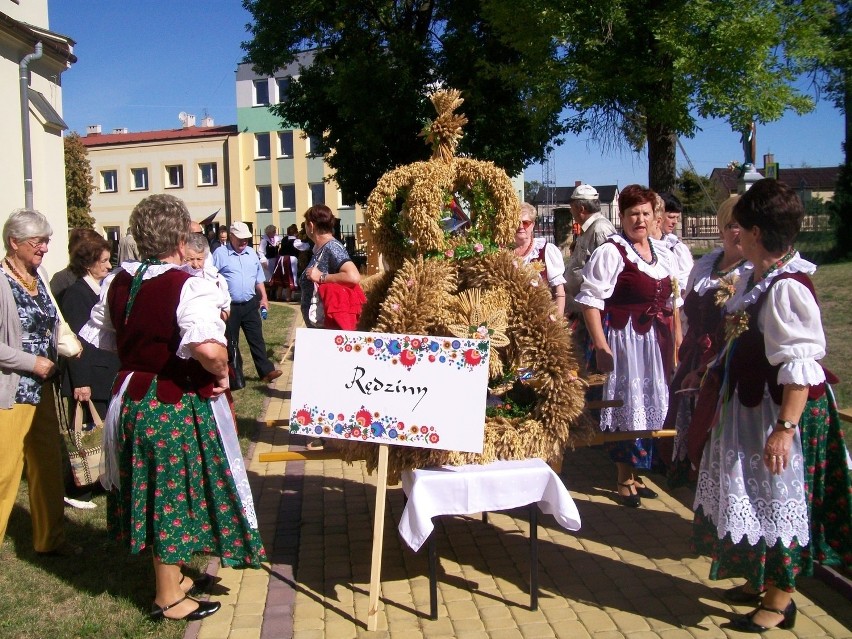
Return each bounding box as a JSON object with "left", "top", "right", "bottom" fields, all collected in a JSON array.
[{"left": 64, "top": 497, "right": 97, "bottom": 510}]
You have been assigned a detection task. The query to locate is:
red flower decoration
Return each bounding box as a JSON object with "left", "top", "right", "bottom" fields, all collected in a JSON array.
[
  {"left": 429, "top": 433, "right": 439, "bottom": 444},
  {"left": 335, "top": 335, "right": 344, "bottom": 345},
  {"left": 400, "top": 350, "right": 416, "bottom": 367},
  {"left": 463, "top": 348, "right": 482, "bottom": 366},
  {"left": 356, "top": 409, "right": 372, "bottom": 426},
  {"left": 295, "top": 409, "right": 312, "bottom": 425}
]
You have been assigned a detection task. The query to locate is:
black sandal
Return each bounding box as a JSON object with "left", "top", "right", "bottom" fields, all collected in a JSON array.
[
  {"left": 633, "top": 481, "right": 658, "bottom": 499},
  {"left": 180, "top": 574, "right": 214, "bottom": 596},
  {"left": 149, "top": 595, "right": 221, "bottom": 621},
  {"left": 725, "top": 600, "right": 796, "bottom": 633},
  {"left": 617, "top": 481, "right": 641, "bottom": 508}
]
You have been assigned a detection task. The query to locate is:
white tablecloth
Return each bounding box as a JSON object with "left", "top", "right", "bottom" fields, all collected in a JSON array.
[{"left": 399, "top": 458, "right": 582, "bottom": 551}]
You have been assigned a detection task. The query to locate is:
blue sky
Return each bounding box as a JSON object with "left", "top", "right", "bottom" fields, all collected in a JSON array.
[{"left": 50, "top": 1, "right": 846, "bottom": 190}]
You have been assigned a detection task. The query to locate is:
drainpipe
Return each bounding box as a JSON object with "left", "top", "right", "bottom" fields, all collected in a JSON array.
[{"left": 20, "top": 42, "right": 43, "bottom": 210}]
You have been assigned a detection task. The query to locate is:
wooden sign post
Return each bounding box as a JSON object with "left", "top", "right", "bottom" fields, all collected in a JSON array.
[
  {"left": 288, "top": 328, "right": 490, "bottom": 629},
  {"left": 367, "top": 444, "right": 389, "bottom": 630}
]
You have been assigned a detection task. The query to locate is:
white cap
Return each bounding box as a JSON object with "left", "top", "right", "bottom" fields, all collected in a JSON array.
[
  {"left": 229, "top": 221, "right": 252, "bottom": 239},
  {"left": 570, "top": 184, "right": 599, "bottom": 200}
]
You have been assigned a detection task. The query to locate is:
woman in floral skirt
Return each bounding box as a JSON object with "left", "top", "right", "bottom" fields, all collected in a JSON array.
[
  {"left": 692, "top": 179, "right": 851, "bottom": 633},
  {"left": 82, "top": 194, "right": 265, "bottom": 621}
]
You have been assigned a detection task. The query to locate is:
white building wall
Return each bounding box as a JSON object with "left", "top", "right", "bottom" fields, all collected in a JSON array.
[
  {"left": 3, "top": 0, "right": 49, "bottom": 26},
  {"left": 0, "top": 2, "right": 73, "bottom": 275}
]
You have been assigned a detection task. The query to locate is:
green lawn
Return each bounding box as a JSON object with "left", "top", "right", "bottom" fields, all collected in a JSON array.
[
  {"left": 0, "top": 302, "right": 294, "bottom": 639},
  {"left": 812, "top": 261, "right": 852, "bottom": 412}
]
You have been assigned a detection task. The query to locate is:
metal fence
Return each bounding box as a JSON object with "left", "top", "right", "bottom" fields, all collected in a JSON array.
[{"left": 682, "top": 213, "right": 832, "bottom": 238}]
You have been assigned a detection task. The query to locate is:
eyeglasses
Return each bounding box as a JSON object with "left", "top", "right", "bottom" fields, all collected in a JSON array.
[
  {"left": 25, "top": 238, "right": 50, "bottom": 248},
  {"left": 518, "top": 220, "right": 534, "bottom": 230},
  {"left": 724, "top": 223, "right": 741, "bottom": 232}
]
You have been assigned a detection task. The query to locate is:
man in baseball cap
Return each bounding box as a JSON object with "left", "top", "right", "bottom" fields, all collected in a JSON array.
[
  {"left": 229, "top": 221, "right": 252, "bottom": 239},
  {"left": 564, "top": 183, "right": 616, "bottom": 354},
  {"left": 570, "top": 183, "right": 599, "bottom": 201},
  {"left": 213, "top": 221, "right": 282, "bottom": 388}
]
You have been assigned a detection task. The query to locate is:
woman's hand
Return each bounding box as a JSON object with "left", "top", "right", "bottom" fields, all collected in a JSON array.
[
  {"left": 595, "top": 346, "right": 614, "bottom": 373},
  {"left": 307, "top": 266, "right": 322, "bottom": 283},
  {"left": 681, "top": 370, "right": 702, "bottom": 391},
  {"left": 73, "top": 386, "right": 92, "bottom": 402},
  {"left": 210, "top": 374, "right": 229, "bottom": 397},
  {"left": 32, "top": 356, "right": 56, "bottom": 380},
  {"left": 763, "top": 429, "right": 795, "bottom": 475}
]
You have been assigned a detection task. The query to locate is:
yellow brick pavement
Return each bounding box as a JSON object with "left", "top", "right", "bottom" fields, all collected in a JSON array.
[{"left": 191, "top": 309, "right": 852, "bottom": 638}]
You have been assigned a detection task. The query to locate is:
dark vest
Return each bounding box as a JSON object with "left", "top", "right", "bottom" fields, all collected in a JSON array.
[
  {"left": 108, "top": 269, "right": 216, "bottom": 403},
  {"left": 527, "top": 243, "right": 549, "bottom": 282},
  {"left": 603, "top": 240, "right": 674, "bottom": 374},
  {"left": 279, "top": 236, "right": 301, "bottom": 258},
  {"left": 679, "top": 285, "right": 725, "bottom": 367},
  {"left": 724, "top": 272, "right": 825, "bottom": 407}
]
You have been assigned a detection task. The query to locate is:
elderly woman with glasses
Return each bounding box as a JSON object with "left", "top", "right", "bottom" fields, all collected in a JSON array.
[
  {"left": 0, "top": 209, "right": 75, "bottom": 555},
  {"left": 514, "top": 202, "right": 567, "bottom": 315}
]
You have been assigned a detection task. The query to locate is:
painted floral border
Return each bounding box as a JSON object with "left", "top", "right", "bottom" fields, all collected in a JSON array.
[
  {"left": 290, "top": 404, "right": 442, "bottom": 446},
  {"left": 331, "top": 333, "right": 489, "bottom": 370}
]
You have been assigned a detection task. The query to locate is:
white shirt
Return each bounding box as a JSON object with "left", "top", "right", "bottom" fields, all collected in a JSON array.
[
  {"left": 575, "top": 235, "right": 682, "bottom": 310},
  {"left": 519, "top": 237, "right": 567, "bottom": 288},
  {"left": 80, "top": 263, "right": 226, "bottom": 359}
]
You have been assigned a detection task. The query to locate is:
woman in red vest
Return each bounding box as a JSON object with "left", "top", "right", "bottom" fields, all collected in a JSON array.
[
  {"left": 692, "top": 179, "right": 851, "bottom": 632},
  {"left": 81, "top": 194, "right": 265, "bottom": 621},
  {"left": 576, "top": 185, "right": 680, "bottom": 507}
]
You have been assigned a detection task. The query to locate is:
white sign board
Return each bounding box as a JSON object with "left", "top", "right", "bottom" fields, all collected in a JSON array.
[{"left": 290, "top": 328, "right": 490, "bottom": 453}]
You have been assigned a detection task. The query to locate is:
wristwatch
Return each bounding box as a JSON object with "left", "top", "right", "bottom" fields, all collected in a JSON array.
[{"left": 775, "top": 419, "right": 798, "bottom": 431}]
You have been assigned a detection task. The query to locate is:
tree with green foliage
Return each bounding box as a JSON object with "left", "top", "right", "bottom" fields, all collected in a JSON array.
[
  {"left": 64, "top": 133, "right": 94, "bottom": 229},
  {"left": 820, "top": 1, "right": 851, "bottom": 257},
  {"left": 242, "top": 0, "right": 571, "bottom": 203},
  {"left": 488, "top": 0, "right": 833, "bottom": 193},
  {"left": 524, "top": 180, "right": 543, "bottom": 203},
  {"left": 674, "top": 169, "right": 715, "bottom": 216}
]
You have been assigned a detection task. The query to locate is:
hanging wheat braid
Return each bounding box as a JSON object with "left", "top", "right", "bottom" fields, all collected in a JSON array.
[{"left": 331, "top": 89, "right": 590, "bottom": 481}]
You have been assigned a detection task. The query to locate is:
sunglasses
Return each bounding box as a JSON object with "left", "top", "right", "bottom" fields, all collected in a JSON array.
[{"left": 518, "top": 220, "right": 534, "bottom": 230}]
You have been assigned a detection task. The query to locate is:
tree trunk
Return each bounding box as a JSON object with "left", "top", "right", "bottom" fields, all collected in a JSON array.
[
  {"left": 844, "top": 73, "right": 851, "bottom": 165},
  {"left": 646, "top": 118, "right": 677, "bottom": 193}
]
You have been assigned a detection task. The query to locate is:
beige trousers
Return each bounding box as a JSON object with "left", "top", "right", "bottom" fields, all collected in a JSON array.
[{"left": 0, "top": 386, "right": 66, "bottom": 552}]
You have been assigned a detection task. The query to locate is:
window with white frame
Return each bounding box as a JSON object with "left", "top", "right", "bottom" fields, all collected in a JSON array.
[
  {"left": 309, "top": 182, "right": 325, "bottom": 206},
  {"left": 276, "top": 77, "right": 290, "bottom": 103},
  {"left": 199, "top": 162, "right": 217, "bottom": 186},
  {"left": 130, "top": 167, "right": 148, "bottom": 191},
  {"left": 253, "top": 79, "right": 270, "bottom": 106},
  {"left": 280, "top": 184, "right": 296, "bottom": 211},
  {"left": 255, "top": 133, "right": 271, "bottom": 159},
  {"left": 306, "top": 134, "right": 322, "bottom": 157},
  {"left": 278, "top": 131, "right": 294, "bottom": 158},
  {"left": 338, "top": 190, "right": 355, "bottom": 209},
  {"left": 100, "top": 169, "right": 117, "bottom": 193},
  {"left": 165, "top": 165, "right": 184, "bottom": 188},
  {"left": 257, "top": 185, "right": 272, "bottom": 212}
]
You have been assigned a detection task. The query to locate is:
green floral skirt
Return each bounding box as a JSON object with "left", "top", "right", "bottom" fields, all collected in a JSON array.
[
  {"left": 108, "top": 385, "right": 266, "bottom": 567},
  {"left": 692, "top": 389, "right": 852, "bottom": 590}
]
